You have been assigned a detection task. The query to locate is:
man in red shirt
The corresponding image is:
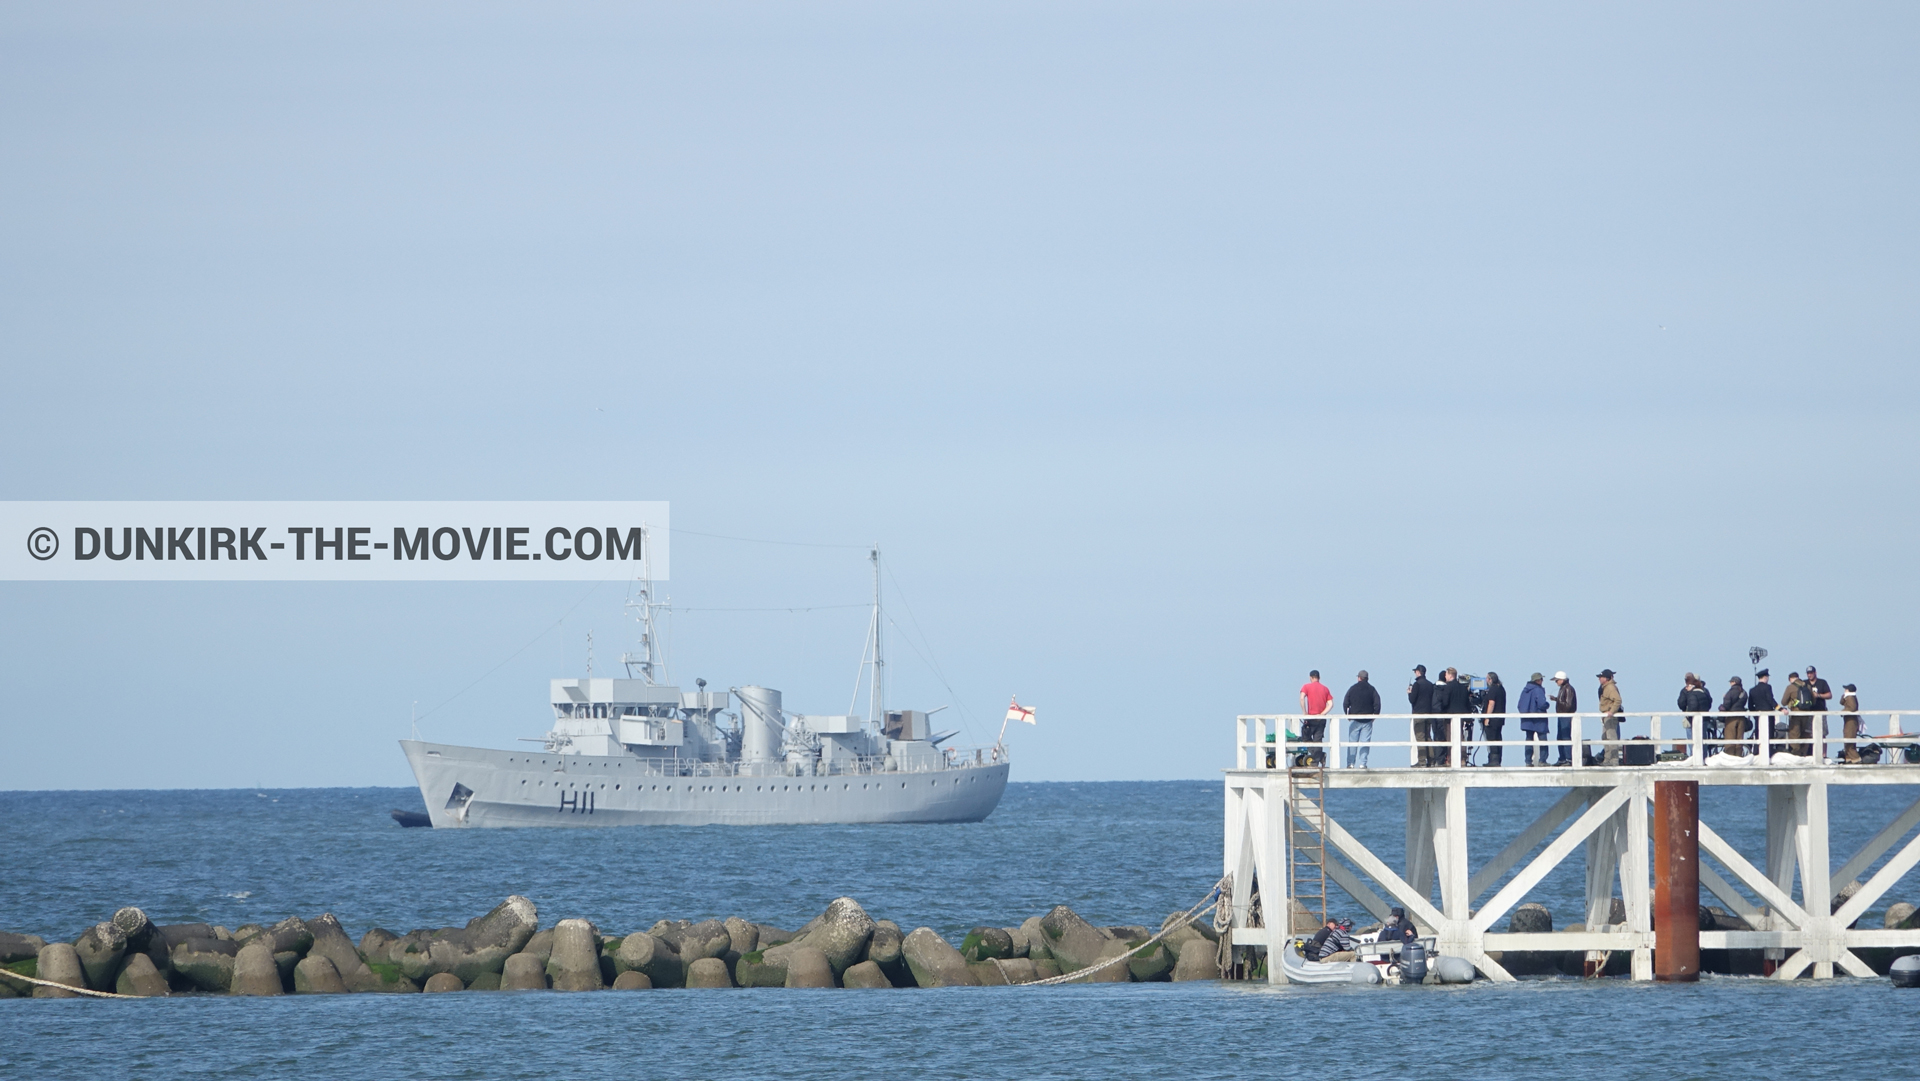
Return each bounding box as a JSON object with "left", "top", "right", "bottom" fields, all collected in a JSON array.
[{"left": 1299, "top": 671, "right": 1335, "bottom": 766}]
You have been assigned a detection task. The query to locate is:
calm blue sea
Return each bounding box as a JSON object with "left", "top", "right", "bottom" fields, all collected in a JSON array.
[{"left": 4, "top": 781, "right": 1917, "bottom": 1080}]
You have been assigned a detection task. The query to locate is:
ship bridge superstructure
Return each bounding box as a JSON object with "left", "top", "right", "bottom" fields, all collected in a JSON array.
[{"left": 545, "top": 677, "right": 732, "bottom": 761}]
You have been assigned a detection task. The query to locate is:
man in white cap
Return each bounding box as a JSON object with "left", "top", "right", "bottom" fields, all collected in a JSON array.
[{"left": 1552, "top": 672, "right": 1577, "bottom": 766}]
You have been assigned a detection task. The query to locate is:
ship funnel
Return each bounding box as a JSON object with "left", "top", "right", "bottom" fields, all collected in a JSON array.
[{"left": 736, "top": 685, "right": 784, "bottom": 763}]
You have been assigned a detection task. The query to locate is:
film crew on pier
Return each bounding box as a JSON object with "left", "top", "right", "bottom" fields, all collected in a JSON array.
[{"left": 1269, "top": 669, "right": 1908, "bottom": 770}]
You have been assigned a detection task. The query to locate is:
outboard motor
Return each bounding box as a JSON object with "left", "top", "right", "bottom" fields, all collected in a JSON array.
[
  {"left": 1892, "top": 955, "right": 1920, "bottom": 988},
  {"left": 1400, "top": 940, "right": 1428, "bottom": 983}
]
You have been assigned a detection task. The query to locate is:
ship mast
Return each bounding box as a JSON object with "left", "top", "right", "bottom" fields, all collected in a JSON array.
[
  {"left": 868, "top": 544, "right": 884, "bottom": 727},
  {"left": 621, "top": 526, "right": 667, "bottom": 685}
]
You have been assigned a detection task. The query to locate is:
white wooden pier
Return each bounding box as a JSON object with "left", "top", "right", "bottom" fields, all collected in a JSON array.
[{"left": 1223, "top": 710, "right": 1920, "bottom": 983}]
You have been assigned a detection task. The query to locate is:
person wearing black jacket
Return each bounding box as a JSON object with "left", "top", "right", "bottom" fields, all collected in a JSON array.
[
  {"left": 1443, "top": 669, "right": 1474, "bottom": 766},
  {"left": 1308, "top": 918, "right": 1355, "bottom": 961},
  {"left": 1480, "top": 672, "right": 1509, "bottom": 767},
  {"left": 1343, "top": 671, "right": 1381, "bottom": 769},
  {"left": 1805, "top": 666, "right": 1832, "bottom": 712},
  {"left": 1408, "top": 666, "right": 1436, "bottom": 767},
  {"left": 1377, "top": 906, "right": 1417, "bottom": 946},
  {"left": 1692, "top": 676, "right": 1720, "bottom": 745},
  {"left": 1747, "top": 670, "right": 1778, "bottom": 752},
  {"left": 1720, "top": 677, "right": 1749, "bottom": 756},
  {"left": 1677, "top": 674, "right": 1714, "bottom": 753},
  {"left": 1433, "top": 669, "right": 1464, "bottom": 767},
  {"left": 1805, "top": 666, "right": 1833, "bottom": 757},
  {"left": 1552, "top": 672, "right": 1578, "bottom": 766}
]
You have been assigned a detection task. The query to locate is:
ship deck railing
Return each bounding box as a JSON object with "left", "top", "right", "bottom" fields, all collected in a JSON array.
[{"left": 583, "top": 745, "right": 1008, "bottom": 779}]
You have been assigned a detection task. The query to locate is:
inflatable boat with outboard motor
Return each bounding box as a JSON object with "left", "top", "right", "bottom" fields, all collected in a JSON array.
[
  {"left": 1280, "top": 929, "right": 1474, "bottom": 985},
  {"left": 1280, "top": 938, "right": 1384, "bottom": 984}
]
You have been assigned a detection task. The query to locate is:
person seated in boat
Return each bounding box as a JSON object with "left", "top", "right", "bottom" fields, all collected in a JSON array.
[
  {"left": 1375, "top": 906, "right": 1418, "bottom": 947},
  {"left": 1307, "top": 917, "right": 1356, "bottom": 961}
]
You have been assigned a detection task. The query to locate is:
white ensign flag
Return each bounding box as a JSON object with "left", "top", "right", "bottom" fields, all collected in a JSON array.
[{"left": 1006, "top": 699, "right": 1036, "bottom": 725}]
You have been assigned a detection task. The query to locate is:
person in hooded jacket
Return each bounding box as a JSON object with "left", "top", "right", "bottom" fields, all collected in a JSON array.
[
  {"left": 1376, "top": 906, "right": 1418, "bottom": 948},
  {"left": 1719, "top": 676, "right": 1749, "bottom": 756},
  {"left": 1677, "top": 674, "right": 1714, "bottom": 754},
  {"left": 1518, "top": 673, "right": 1551, "bottom": 766}
]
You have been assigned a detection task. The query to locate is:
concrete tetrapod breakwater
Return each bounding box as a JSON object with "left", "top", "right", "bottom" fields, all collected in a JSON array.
[{"left": 0, "top": 896, "right": 1229, "bottom": 999}]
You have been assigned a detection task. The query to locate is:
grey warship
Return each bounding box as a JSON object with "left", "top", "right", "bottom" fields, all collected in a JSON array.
[{"left": 401, "top": 546, "right": 1010, "bottom": 827}]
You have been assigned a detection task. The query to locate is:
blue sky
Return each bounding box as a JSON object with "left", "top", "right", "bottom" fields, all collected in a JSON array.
[{"left": 2, "top": 2, "right": 1916, "bottom": 787}]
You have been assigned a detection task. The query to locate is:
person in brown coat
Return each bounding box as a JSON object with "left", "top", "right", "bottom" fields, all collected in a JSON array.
[
  {"left": 1597, "top": 669, "right": 1624, "bottom": 766},
  {"left": 1719, "top": 676, "right": 1749, "bottom": 756},
  {"left": 1781, "top": 673, "right": 1812, "bottom": 756},
  {"left": 1841, "top": 684, "right": 1864, "bottom": 763},
  {"left": 1552, "top": 672, "right": 1578, "bottom": 766}
]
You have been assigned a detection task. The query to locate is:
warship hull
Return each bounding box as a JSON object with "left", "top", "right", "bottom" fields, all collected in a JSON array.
[{"left": 401, "top": 739, "right": 1010, "bottom": 827}]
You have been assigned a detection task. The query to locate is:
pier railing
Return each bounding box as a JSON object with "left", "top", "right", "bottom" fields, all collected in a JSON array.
[{"left": 1235, "top": 711, "right": 1915, "bottom": 770}]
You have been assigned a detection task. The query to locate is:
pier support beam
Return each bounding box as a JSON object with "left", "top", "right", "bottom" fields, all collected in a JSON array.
[
  {"left": 1764, "top": 785, "right": 1797, "bottom": 970},
  {"left": 1584, "top": 787, "right": 1626, "bottom": 930},
  {"left": 1653, "top": 780, "right": 1700, "bottom": 981},
  {"left": 1802, "top": 781, "right": 1833, "bottom": 980},
  {"left": 1406, "top": 789, "right": 1439, "bottom": 925},
  {"left": 1625, "top": 779, "right": 1652, "bottom": 980}
]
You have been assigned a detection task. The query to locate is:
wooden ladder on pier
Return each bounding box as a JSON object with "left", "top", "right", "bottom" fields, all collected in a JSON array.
[{"left": 1287, "top": 765, "right": 1329, "bottom": 930}]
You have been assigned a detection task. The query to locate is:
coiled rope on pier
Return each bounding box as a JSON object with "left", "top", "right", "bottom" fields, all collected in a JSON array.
[
  {"left": 1019, "top": 876, "right": 1229, "bottom": 988},
  {"left": 1214, "top": 875, "right": 1235, "bottom": 935},
  {"left": 1214, "top": 874, "right": 1237, "bottom": 978}
]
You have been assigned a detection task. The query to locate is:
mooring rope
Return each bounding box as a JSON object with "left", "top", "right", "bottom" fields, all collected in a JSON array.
[
  {"left": 1214, "top": 875, "right": 1235, "bottom": 978},
  {"left": 1019, "top": 876, "right": 1229, "bottom": 988},
  {"left": 1213, "top": 874, "right": 1235, "bottom": 934},
  {"left": 0, "top": 968, "right": 136, "bottom": 999},
  {"left": 1587, "top": 949, "right": 1613, "bottom": 979}
]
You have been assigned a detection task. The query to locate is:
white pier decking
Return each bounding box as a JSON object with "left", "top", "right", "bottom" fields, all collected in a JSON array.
[{"left": 1222, "top": 711, "right": 1920, "bottom": 984}]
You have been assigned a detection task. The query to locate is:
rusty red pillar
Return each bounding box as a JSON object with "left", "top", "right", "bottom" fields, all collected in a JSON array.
[{"left": 1653, "top": 780, "right": 1700, "bottom": 981}]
